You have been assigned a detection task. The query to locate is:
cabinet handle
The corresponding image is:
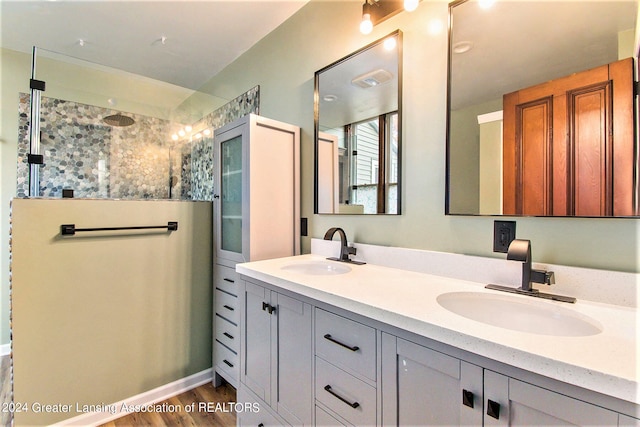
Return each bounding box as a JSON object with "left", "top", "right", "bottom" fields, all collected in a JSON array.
[
  {"left": 462, "top": 389, "right": 474, "bottom": 408},
  {"left": 223, "top": 359, "right": 234, "bottom": 368},
  {"left": 323, "top": 334, "right": 360, "bottom": 352},
  {"left": 262, "top": 302, "right": 276, "bottom": 314},
  {"left": 223, "top": 305, "right": 234, "bottom": 311},
  {"left": 324, "top": 385, "right": 360, "bottom": 409},
  {"left": 223, "top": 332, "right": 234, "bottom": 340},
  {"left": 223, "top": 278, "right": 235, "bottom": 283},
  {"left": 487, "top": 399, "right": 501, "bottom": 419}
]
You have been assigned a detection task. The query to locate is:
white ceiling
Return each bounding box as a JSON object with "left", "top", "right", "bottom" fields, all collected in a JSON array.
[{"left": 0, "top": 0, "right": 308, "bottom": 91}]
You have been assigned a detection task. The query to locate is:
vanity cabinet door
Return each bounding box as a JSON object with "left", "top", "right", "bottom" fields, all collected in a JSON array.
[
  {"left": 241, "top": 280, "right": 313, "bottom": 426},
  {"left": 381, "top": 333, "right": 483, "bottom": 426},
  {"left": 484, "top": 370, "right": 619, "bottom": 426},
  {"left": 243, "top": 281, "right": 272, "bottom": 403},
  {"left": 273, "top": 292, "right": 313, "bottom": 426}
]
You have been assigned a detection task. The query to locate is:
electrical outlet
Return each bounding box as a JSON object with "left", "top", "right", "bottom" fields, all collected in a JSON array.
[{"left": 493, "top": 220, "right": 516, "bottom": 253}]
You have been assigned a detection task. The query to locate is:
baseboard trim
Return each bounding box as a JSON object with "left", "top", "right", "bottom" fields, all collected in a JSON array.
[
  {"left": 52, "top": 368, "right": 213, "bottom": 426},
  {"left": 0, "top": 344, "right": 9, "bottom": 357}
]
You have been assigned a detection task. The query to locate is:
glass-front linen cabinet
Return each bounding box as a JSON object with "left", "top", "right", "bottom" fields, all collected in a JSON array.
[{"left": 212, "top": 113, "right": 300, "bottom": 388}]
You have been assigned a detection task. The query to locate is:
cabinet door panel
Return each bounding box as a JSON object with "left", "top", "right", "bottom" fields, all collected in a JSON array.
[
  {"left": 483, "top": 370, "right": 509, "bottom": 427},
  {"left": 243, "top": 282, "right": 272, "bottom": 403},
  {"left": 509, "top": 378, "right": 618, "bottom": 426},
  {"left": 275, "top": 293, "right": 313, "bottom": 426},
  {"left": 396, "top": 338, "right": 461, "bottom": 426},
  {"left": 382, "top": 335, "right": 483, "bottom": 427}
]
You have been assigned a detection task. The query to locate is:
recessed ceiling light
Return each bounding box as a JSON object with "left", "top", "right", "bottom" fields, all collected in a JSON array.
[
  {"left": 323, "top": 94, "right": 338, "bottom": 102},
  {"left": 453, "top": 41, "right": 473, "bottom": 54}
]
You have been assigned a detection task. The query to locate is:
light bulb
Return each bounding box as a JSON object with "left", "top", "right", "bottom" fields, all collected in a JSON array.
[
  {"left": 404, "top": 0, "right": 419, "bottom": 12},
  {"left": 360, "top": 13, "right": 373, "bottom": 35},
  {"left": 178, "top": 130, "right": 186, "bottom": 137},
  {"left": 171, "top": 134, "right": 179, "bottom": 141},
  {"left": 203, "top": 129, "right": 211, "bottom": 136},
  {"left": 195, "top": 133, "right": 202, "bottom": 139},
  {"left": 185, "top": 125, "right": 192, "bottom": 133}
]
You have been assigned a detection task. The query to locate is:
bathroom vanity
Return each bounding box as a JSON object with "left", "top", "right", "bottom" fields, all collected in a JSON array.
[{"left": 234, "top": 243, "right": 639, "bottom": 426}]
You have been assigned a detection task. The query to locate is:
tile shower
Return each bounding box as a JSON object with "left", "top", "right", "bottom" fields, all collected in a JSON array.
[{"left": 16, "top": 86, "right": 259, "bottom": 201}]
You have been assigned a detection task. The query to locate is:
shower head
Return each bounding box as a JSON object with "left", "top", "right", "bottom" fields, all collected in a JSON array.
[{"left": 103, "top": 113, "right": 135, "bottom": 127}]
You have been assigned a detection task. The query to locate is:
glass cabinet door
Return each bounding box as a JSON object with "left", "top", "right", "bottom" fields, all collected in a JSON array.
[{"left": 220, "top": 135, "right": 243, "bottom": 254}]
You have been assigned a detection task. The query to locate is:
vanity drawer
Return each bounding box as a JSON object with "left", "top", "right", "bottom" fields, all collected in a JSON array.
[
  {"left": 214, "top": 340, "right": 238, "bottom": 383},
  {"left": 215, "top": 314, "right": 239, "bottom": 352},
  {"left": 315, "top": 308, "right": 376, "bottom": 381},
  {"left": 315, "top": 357, "right": 376, "bottom": 426},
  {"left": 214, "top": 264, "right": 239, "bottom": 296},
  {"left": 316, "top": 405, "right": 347, "bottom": 427},
  {"left": 215, "top": 288, "right": 238, "bottom": 324}
]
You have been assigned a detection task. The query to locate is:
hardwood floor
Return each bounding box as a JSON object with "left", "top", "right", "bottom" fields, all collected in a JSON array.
[
  {"left": 1, "top": 355, "right": 11, "bottom": 427},
  {"left": 99, "top": 382, "right": 237, "bottom": 427}
]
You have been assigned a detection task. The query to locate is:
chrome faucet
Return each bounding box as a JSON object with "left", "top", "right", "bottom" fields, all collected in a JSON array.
[
  {"left": 486, "top": 239, "right": 575, "bottom": 303},
  {"left": 323, "top": 227, "right": 365, "bottom": 265}
]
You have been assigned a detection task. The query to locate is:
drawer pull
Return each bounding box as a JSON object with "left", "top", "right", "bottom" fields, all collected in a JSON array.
[
  {"left": 324, "top": 385, "right": 360, "bottom": 409},
  {"left": 462, "top": 389, "right": 474, "bottom": 408},
  {"left": 223, "top": 305, "right": 235, "bottom": 311},
  {"left": 223, "top": 359, "right": 234, "bottom": 368},
  {"left": 324, "top": 334, "right": 359, "bottom": 352},
  {"left": 223, "top": 278, "right": 235, "bottom": 283},
  {"left": 487, "top": 399, "right": 500, "bottom": 419},
  {"left": 223, "top": 332, "right": 234, "bottom": 340}
]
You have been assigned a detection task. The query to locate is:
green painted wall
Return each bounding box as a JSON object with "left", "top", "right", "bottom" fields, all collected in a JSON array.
[
  {"left": 11, "top": 199, "right": 212, "bottom": 425},
  {"left": 199, "top": 0, "right": 638, "bottom": 273}
]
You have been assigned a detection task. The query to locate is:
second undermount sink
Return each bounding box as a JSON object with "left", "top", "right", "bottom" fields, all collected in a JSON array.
[
  {"left": 437, "top": 291, "right": 602, "bottom": 337},
  {"left": 281, "top": 260, "right": 352, "bottom": 276}
]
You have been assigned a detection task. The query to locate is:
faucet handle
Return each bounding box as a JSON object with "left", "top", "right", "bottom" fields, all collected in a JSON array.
[
  {"left": 544, "top": 271, "right": 555, "bottom": 285},
  {"left": 347, "top": 246, "right": 357, "bottom": 256}
]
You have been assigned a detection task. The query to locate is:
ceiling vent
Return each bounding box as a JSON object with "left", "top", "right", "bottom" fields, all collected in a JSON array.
[{"left": 351, "top": 69, "right": 394, "bottom": 88}]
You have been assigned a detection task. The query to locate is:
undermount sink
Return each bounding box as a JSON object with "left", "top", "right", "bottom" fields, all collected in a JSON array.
[
  {"left": 281, "top": 260, "right": 352, "bottom": 276},
  {"left": 437, "top": 291, "right": 602, "bottom": 337}
]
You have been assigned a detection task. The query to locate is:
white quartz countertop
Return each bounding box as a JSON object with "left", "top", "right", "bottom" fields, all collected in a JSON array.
[{"left": 236, "top": 254, "right": 639, "bottom": 405}]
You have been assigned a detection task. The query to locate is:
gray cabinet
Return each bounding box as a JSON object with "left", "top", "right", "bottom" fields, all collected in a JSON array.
[
  {"left": 213, "top": 114, "right": 300, "bottom": 265},
  {"left": 484, "top": 370, "right": 618, "bottom": 426},
  {"left": 212, "top": 114, "right": 300, "bottom": 388},
  {"left": 240, "top": 279, "right": 313, "bottom": 427},
  {"left": 381, "top": 333, "right": 483, "bottom": 426},
  {"left": 382, "top": 333, "right": 622, "bottom": 427},
  {"left": 213, "top": 264, "right": 240, "bottom": 387}
]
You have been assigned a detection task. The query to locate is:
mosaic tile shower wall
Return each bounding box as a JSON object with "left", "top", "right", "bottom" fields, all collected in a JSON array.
[{"left": 17, "top": 85, "right": 260, "bottom": 200}]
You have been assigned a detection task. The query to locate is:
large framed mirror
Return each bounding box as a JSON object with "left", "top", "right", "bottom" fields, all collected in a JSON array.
[
  {"left": 315, "top": 31, "right": 402, "bottom": 215},
  {"left": 446, "top": 0, "right": 639, "bottom": 217}
]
